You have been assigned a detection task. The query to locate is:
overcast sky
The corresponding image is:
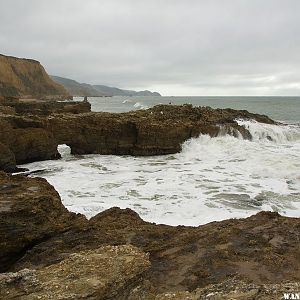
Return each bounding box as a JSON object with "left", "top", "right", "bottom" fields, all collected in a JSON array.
[{"left": 1, "top": 0, "right": 300, "bottom": 96}]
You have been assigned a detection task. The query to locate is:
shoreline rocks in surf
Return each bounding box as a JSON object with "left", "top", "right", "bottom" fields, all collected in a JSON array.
[
  {"left": 0, "top": 103, "right": 277, "bottom": 172},
  {"left": 0, "top": 171, "right": 299, "bottom": 298}
]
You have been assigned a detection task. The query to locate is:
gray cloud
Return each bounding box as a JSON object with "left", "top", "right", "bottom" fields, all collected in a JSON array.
[{"left": 1, "top": 0, "right": 300, "bottom": 95}]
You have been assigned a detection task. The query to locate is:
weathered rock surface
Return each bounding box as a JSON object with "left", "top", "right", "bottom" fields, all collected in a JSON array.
[
  {"left": 0, "top": 245, "right": 150, "bottom": 300},
  {"left": 0, "top": 172, "right": 86, "bottom": 272},
  {"left": 1, "top": 172, "right": 299, "bottom": 298},
  {"left": 0, "top": 54, "right": 68, "bottom": 98},
  {"left": 19, "top": 208, "right": 299, "bottom": 294},
  {"left": 1, "top": 98, "right": 91, "bottom": 115},
  {"left": 155, "top": 280, "right": 300, "bottom": 299},
  {"left": 0, "top": 116, "right": 60, "bottom": 166},
  {"left": 0, "top": 143, "right": 16, "bottom": 172},
  {"left": 0, "top": 104, "right": 277, "bottom": 171}
]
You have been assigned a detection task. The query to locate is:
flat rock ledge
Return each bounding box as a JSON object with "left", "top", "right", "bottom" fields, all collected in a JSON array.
[
  {"left": 0, "top": 104, "right": 275, "bottom": 172},
  {"left": 0, "top": 172, "right": 299, "bottom": 299}
]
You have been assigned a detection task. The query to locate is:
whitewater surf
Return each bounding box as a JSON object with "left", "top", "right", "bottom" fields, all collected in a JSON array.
[{"left": 23, "top": 119, "right": 300, "bottom": 226}]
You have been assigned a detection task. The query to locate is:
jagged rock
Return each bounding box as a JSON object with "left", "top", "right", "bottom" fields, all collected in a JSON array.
[
  {"left": 0, "top": 172, "right": 86, "bottom": 272},
  {"left": 0, "top": 245, "right": 150, "bottom": 300}
]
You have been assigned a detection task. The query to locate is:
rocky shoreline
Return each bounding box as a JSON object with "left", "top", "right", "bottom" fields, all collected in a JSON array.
[
  {"left": 0, "top": 171, "right": 299, "bottom": 299},
  {"left": 0, "top": 98, "right": 275, "bottom": 172},
  {"left": 0, "top": 98, "right": 299, "bottom": 299}
]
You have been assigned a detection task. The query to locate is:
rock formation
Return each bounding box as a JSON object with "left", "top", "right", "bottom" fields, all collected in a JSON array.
[
  {"left": 0, "top": 172, "right": 86, "bottom": 272},
  {"left": 1, "top": 98, "right": 91, "bottom": 115},
  {"left": 0, "top": 54, "right": 68, "bottom": 98},
  {"left": 0, "top": 245, "right": 150, "bottom": 300},
  {"left": 0, "top": 172, "right": 299, "bottom": 299},
  {"left": 0, "top": 104, "right": 275, "bottom": 171}
]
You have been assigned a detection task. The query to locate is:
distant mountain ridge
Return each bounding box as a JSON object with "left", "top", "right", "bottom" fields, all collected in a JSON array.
[{"left": 51, "top": 75, "right": 161, "bottom": 97}]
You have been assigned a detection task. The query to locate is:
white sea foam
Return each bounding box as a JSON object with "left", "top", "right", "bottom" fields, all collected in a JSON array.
[
  {"left": 236, "top": 119, "right": 300, "bottom": 143},
  {"left": 133, "top": 102, "right": 148, "bottom": 110},
  {"left": 23, "top": 120, "right": 300, "bottom": 226}
]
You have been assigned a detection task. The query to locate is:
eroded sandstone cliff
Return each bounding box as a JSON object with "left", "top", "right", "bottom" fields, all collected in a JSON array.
[{"left": 0, "top": 54, "right": 68, "bottom": 98}]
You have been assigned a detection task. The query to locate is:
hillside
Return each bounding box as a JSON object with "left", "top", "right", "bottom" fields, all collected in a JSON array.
[
  {"left": 51, "top": 75, "right": 161, "bottom": 97},
  {"left": 50, "top": 76, "right": 107, "bottom": 97},
  {"left": 0, "top": 54, "right": 68, "bottom": 97}
]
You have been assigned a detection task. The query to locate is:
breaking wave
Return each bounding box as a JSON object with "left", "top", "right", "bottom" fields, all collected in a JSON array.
[{"left": 23, "top": 119, "right": 300, "bottom": 226}]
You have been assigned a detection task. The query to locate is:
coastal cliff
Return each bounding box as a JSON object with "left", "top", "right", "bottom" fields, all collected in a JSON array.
[
  {"left": 0, "top": 54, "right": 68, "bottom": 98},
  {"left": 0, "top": 172, "right": 299, "bottom": 298}
]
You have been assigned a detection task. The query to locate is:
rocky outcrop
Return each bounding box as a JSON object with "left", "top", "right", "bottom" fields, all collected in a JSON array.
[
  {"left": 0, "top": 143, "right": 16, "bottom": 172},
  {"left": 1, "top": 98, "right": 91, "bottom": 115},
  {"left": 0, "top": 54, "right": 68, "bottom": 98},
  {"left": 0, "top": 172, "right": 299, "bottom": 298},
  {"left": 0, "top": 104, "right": 276, "bottom": 171},
  {"left": 0, "top": 116, "right": 60, "bottom": 167},
  {"left": 0, "top": 172, "right": 86, "bottom": 272},
  {"left": 0, "top": 245, "right": 150, "bottom": 300}
]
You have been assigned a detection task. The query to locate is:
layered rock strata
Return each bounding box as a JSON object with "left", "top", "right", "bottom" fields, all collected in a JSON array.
[
  {"left": 0, "top": 104, "right": 275, "bottom": 171},
  {"left": 0, "top": 172, "right": 299, "bottom": 298}
]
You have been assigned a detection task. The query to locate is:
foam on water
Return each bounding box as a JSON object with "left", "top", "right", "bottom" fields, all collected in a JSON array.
[
  {"left": 23, "top": 120, "right": 300, "bottom": 226},
  {"left": 236, "top": 119, "right": 300, "bottom": 143}
]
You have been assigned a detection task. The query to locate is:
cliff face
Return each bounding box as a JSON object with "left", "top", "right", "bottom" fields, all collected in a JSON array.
[{"left": 0, "top": 54, "right": 68, "bottom": 97}]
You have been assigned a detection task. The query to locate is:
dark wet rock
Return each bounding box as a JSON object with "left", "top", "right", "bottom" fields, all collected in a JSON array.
[
  {"left": 0, "top": 116, "right": 60, "bottom": 170},
  {"left": 0, "top": 172, "right": 86, "bottom": 272},
  {"left": 0, "top": 143, "right": 16, "bottom": 172}
]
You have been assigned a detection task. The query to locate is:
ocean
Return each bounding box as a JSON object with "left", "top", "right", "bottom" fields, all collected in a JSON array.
[{"left": 23, "top": 96, "right": 300, "bottom": 226}]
